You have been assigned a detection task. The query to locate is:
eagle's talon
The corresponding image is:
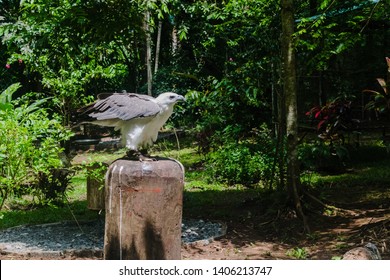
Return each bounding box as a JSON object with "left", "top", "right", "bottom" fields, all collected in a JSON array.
[
  {"left": 125, "top": 150, "right": 141, "bottom": 161},
  {"left": 125, "top": 150, "right": 157, "bottom": 161},
  {"left": 138, "top": 155, "right": 157, "bottom": 162}
]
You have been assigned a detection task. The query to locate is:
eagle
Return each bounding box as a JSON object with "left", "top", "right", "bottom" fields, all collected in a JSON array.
[{"left": 78, "top": 91, "right": 186, "bottom": 160}]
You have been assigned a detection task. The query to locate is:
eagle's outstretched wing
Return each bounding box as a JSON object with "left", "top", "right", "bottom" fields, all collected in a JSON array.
[{"left": 79, "top": 93, "right": 161, "bottom": 121}]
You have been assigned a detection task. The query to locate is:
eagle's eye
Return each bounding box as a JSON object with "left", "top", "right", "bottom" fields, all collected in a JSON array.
[{"left": 169, "top": 95, "right": 176, "bottom": 100}]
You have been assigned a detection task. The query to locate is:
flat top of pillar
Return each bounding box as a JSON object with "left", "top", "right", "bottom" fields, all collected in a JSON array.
[
  {"left": 113, "top": 157, "right": 181, "bottom": 164},
  {"left": 109, "top": 157, "right": 185, "bottom": 176}
]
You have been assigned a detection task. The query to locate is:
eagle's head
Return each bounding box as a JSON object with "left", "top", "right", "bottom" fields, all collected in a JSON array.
[{"left": 155, "top": 92, "right": 186, "bottom": 105}]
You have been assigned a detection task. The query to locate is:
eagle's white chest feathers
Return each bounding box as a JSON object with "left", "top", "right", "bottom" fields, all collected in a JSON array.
[{"left": 120, "top": 104, "right": 174, "bottom": 150}]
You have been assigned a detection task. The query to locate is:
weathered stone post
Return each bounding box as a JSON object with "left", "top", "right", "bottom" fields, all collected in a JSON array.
[{"left": 103, "top": 158, "right": 184, "bottom": 260}]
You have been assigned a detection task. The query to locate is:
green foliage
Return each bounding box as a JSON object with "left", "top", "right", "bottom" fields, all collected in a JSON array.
[
  {"left": 303, "top": 93, "right": 356, "bottom": 173},
  {"left": 185, "top": 74, "right": 272, "bottom": 153},
  {"left": 34, "top": 168, "right": 74, "bottom": 205},
  {"left": 0, "top": 0, "right": 139, "bottom": 123},
  {"left": 363, "top": 57, "right": 390, "bottom": 118},
  {"left": 172, "top": 0, "right": 279, "bottom": 135},
  {"left": 206, "top": 124, "right": 276, "bottom": 186},
  {"left": 207, "top": 142, "right": 267, "bottom": 186},
  {"left": 298, "top": 141, "right": 349, "bottom": 173},
  {"left": 303, "top": 145, "right": 390, "bottom": 189},
  {"left": 286, "top": 247, "right": 308, "bottom": 259},
  {"left": 184, "top": 72, "right": 276, "bottom": 187},
  {"left": 1, "top": 0, "right": 388, "bottom": 208},
  {"left": 295, "top": 0, "right": 386, "bottom": 72},
  {"left": 0, "top": 83, "right": 73, "bottom": 209},
  {"left": 82, "top": 161, "right": 108, "bottom": 191}
]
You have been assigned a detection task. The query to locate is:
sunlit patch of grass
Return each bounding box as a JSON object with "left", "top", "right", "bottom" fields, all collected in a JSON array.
[
  {"left": 68, "top": 172, "right": 87, "bottom": 201},
  {"left": 302, "top": 144, "right": 390, "bottom": 187},
  {"left": 301, "top": 145, "right": 390, "bottom": 206},
  {"left": 0, "top": 200, "right": 100, "bottom": 230}
]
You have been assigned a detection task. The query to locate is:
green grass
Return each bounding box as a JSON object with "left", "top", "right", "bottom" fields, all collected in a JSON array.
[
  {"left": 0, "top": 167, "right": 101, "bottom": 229},
  {"left": 301, "top": 145, "right": 390, "bottom": 205},
  {"left": 2, "top": 138, "right": 390, "bottom": 230},
  {"left": 0, "top": 200, "right": 100, "bottom": 229},
  {"left": 302, "top": 163, "right": 390, "bottom": 188},
  {"left": 302, "top": 145, "right": 390, "bottom": 185},
  {"left": 68, "top": 173, "right": 88, "bottom": 200}
]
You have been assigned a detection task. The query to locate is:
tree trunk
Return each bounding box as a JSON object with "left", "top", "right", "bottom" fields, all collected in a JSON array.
[
  {"left": 154, "top": 20, "right": 162, "bottom": 74},
  {"left": 145, "top": 9, "right": 153, "bottom": 95},
  {"left": 281, "top": 0, "right": 310, "bottom": 233},
  {"left": 172, "top": 27, "right": 178, "bottom": 54}
]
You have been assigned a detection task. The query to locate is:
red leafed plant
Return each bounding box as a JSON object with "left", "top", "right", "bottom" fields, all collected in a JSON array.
[
  {"left": 304, "top": 98, "right": 354, "bottom": 172},
  {"left": 306, "top": 98, "right": 354, "bottom": 143}
]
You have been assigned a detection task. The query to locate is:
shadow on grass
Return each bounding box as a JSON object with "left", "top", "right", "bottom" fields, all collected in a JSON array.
[
  {"left": 303, "top": 145, "right": 390, "bottom": 209},
  {"left": 183, "top": 188, "right": 267, "bottom": 220}
]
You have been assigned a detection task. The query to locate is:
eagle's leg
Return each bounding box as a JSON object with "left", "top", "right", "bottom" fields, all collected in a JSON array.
[{"left": 125, "top": 149, "right": 141, "bottom": 160}]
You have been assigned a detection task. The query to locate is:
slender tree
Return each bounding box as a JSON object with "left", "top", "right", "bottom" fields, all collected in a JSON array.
[
  {"left": 154, "top": 20, "right": 163, "bottom": 74},
  {"left": 145, "top": 7, "right": 153, "bottom": 95},
  {"left": 281, "top": 0, "right": 310, "bottom": 232}
]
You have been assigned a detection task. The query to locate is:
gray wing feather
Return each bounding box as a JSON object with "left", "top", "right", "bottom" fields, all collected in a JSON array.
[{"left": 89, "top": 93, "right": 161, "bottom": 121}]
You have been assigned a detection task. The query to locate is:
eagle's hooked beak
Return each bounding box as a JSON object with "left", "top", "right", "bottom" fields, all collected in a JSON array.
[{"left": 177, "top": 95, "right": 186, "bottom": 102}]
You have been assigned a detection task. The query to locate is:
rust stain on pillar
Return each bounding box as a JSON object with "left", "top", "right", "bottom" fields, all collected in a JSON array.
[{"left": 103, "top": 158, "right": 184, "bottom": 260}]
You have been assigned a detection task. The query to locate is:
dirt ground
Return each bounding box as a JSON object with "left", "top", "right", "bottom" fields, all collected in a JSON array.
[
  {"left": 1, "top": 205, "right": 389, "bottom": 260},
  {"left": 181, "top": 207, "right": 390, "bottom": 260}
]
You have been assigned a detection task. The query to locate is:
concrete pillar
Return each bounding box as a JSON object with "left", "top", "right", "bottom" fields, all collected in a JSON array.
[{"left": 103, "top": 159, "right": 184, "bottom": 260}]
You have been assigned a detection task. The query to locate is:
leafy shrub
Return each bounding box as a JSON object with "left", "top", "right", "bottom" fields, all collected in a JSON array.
[
  {"left": 185, "top": 75, "right": 272, "bottom": 153},
  {"left": 206, "top": 124, "right": 276, "bottom": 186},
  {"left": 0, "top": 83, "right": 73, "bottom": 209},
  {"left": 298, "top": 141, "right": 349, "bottom": 173},
  {"left": 363, "top": 57, "right": 390, "bottom": 119}
]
